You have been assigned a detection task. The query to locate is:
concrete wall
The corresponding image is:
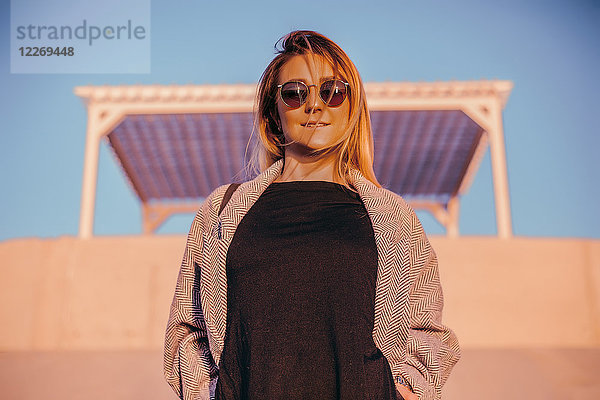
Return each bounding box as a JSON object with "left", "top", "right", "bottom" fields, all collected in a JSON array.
[{"left": 1, "top": 235, "right": 599, "bottom": 350}]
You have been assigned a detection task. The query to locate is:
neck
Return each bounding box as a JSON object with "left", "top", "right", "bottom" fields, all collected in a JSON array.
[{"left": 274, "top": 146, "right": 343, "bottom": 184}]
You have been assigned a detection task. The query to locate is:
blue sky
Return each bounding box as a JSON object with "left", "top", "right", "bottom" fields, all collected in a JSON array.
[{"left": 1, "top": 0, "right": 599, "bottom": 241}]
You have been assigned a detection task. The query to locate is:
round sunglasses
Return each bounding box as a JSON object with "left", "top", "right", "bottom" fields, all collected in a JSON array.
[{"left": 277, "top": 79, "right": 349, "bottom": 108}]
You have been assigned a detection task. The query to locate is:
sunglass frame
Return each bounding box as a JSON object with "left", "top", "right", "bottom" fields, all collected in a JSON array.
[{"left": 277, "top": 79, "right": 349, "bottom": 108}]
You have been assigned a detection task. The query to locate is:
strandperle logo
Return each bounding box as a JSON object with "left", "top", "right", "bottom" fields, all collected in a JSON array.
[{"left": 15, "top": 19, "right": 147, "bottom": 46}]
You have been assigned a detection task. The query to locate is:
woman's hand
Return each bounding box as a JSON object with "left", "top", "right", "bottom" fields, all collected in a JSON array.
[{"left": 396, "top": 384, "right": 419, "bottom": 400}]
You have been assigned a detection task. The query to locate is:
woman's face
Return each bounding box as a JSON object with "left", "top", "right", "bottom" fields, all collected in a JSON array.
[{"left": 276, "top": 54, "right": 350, "bottom": 152}]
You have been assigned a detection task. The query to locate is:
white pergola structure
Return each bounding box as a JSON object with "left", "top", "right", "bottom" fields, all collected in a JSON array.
[{"left": 74, "top": 80, "right": 513, "bottom": 239}]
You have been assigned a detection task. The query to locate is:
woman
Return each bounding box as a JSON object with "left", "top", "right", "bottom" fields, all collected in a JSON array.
[{"left": 164, "top": 30, "right": 460, "bottom": 400}]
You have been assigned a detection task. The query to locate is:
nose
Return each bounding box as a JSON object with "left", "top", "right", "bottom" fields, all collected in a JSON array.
[{"left": 304, "top": 84, "right": 323, "bottom": 113}]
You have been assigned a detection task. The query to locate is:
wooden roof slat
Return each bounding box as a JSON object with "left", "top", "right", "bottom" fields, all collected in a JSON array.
[
  {"left": 379, "top": 111, "right": 408, "bottom": 189},
  {"left": 390, "top": 111, "right": 425, "bottom": 194},
  {"left": 404, "top": 111, "right": 440, "bottom": 196},
  {"left": 106, "top": 125, "right": 148, "bottom": 202},
  {"left": 428, "top": 111, "right": 463, "bottom": 197},
  {"left": 113, "top": 118, "right": 159, "bottom": 201},
  {"left": 414, "top": 111, "right": 453, "bottom": 196},
  {"left": 181, "top": 114, "right": 211, "bottom": 197},
  {"left": 168, "top": 114, "right": 196, "bottom": 199},
  {"left": 142, "top": 115, "right": 176, "bottom": 199},
  {"left": 173, "top": 114, "right": 202, "bottom": 199},
  {"left": 154, "top": 115, "right": 187, "bottom": 199},
  {"left": 217, "top": 113, "right": 237, "bottom": 183},
  {"left": 374, "top": 111, "right": 398, "bottom": 186},
  {"left": 197, "top": 114, "right": 221, "bottom": 190}
]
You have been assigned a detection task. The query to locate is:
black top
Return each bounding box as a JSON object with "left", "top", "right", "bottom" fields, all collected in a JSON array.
[{"left": 214, "top": 181, "right": 397, "bottom": 400}]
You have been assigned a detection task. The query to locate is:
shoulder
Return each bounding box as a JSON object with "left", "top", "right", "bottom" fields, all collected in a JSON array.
[
  {"left": 375, "top": 185, "right": 419, "bottom": 227},
  {"left": 191, "top": 183, "right": 234, "bottom": 231},
  {"left": 379, "top": 186, "right": 428, "bottom": 246},
  {"left": 380, "top": 186, "right": 412, "bottom": 211},
  {"left": 351, "top": 170, "right": 413, "bottom": 219},
  {"left": 389, "top": 190, "right": 419, "bottom": 224}
]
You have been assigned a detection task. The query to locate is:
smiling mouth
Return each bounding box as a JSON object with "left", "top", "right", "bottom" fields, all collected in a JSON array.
[{"left": 302, "top": 122, "right": 330, "bottom": 128}]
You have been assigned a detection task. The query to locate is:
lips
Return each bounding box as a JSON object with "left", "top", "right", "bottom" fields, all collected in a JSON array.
[{"left": 302, "top": 122, "right": 330, "bottom": 127}]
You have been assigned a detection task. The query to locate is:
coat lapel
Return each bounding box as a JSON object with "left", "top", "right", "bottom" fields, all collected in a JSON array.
[
  {"left": 201, "top": 159, "right": 411, "bottom": 366},
  {"left": 201, "top": 160, "right": 284, "bottom": 365},
  {"left": 347, "top": 169, "right": 412, "bottom": 360}
]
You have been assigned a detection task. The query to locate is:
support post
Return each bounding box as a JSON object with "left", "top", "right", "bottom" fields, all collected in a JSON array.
[
  {"left": 488, "top": 98, "right": 513, "bottom": 238},
  {"left": 446, "top": 196, "right": 460, "bottom": 238},
  {"left": 78, "top": 105, "right": 102, "bottom": 239}
]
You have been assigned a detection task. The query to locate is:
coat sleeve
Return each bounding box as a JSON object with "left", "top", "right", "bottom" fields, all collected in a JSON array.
[
  {"left": 396, "top": 208, "right": 461, "bottom": 400},
  {"left": 163, "top": 205, "right": 218, "bottom": 400}
]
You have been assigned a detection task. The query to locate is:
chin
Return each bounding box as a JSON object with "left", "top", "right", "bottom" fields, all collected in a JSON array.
[
  {"left": 307, "top": 139, "right": 336, "bottom": 150},
  {"left": 295, "top": 134, "right": 333, "bottom": 149}
]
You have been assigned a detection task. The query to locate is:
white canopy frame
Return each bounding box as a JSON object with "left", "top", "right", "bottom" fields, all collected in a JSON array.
[{"left": 75, "top": 80, "right": 513, "bottom": 239}]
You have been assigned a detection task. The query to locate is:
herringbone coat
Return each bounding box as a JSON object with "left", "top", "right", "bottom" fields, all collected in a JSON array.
[{"left": 164, "top": 158, "right": 461, "bottom": 400}]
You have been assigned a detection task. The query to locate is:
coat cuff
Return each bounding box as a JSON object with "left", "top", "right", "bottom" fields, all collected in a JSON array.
[{"left": 399, "top": 363, "right": 438, "bottom": 400}]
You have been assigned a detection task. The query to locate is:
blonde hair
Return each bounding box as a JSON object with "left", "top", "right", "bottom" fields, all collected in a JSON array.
[{"left": 246, "top": 30, "right": 381, "bottom": 189}]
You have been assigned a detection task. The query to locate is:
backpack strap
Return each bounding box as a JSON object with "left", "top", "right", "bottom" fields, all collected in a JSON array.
[{"left": 218, "top": 183, "right": 241, "bottom": 216}]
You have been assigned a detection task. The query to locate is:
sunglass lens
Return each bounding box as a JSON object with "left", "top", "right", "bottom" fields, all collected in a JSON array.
[
  {"left": 281, "top": 82, "right": 307, "bottom": 108},
  {"left": 320, "top": 80, "right": 347, "bottom": 107}
]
